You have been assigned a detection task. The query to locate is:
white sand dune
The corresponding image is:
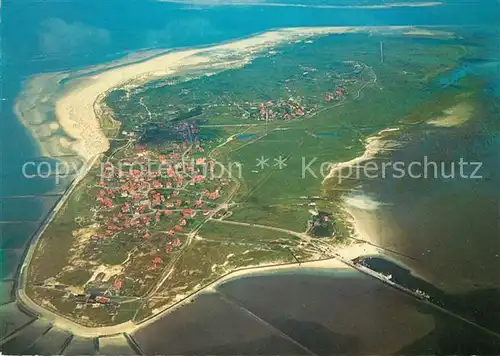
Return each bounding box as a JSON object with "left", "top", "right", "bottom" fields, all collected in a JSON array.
[{"left": 15, "top": 25, "right": 438, "bottom": 162}]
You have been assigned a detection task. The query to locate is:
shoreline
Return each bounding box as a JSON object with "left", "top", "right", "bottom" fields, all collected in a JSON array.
[
  {"left": 18, "top": 242, "right": 376, "bottom": 337},
  {"left": 14, "top": 25, "right": 445, "bottom": 162},
  {"left": 12, "top": 25, "right": 447, "bottom": 335},
  {"left": 134, "top": 242, "right": 381, "bottom": 332},
  {"left": 322, "top": 126, "right": 402, "bottom": 186}
]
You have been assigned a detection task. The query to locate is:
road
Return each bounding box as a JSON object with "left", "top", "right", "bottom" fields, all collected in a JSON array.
[
  {"left": 14, "top": 58, "right": 489, "bottom": 339},
  {"left": 132, "top": 154, "right": 242, "bottom": 316},
  {"left": 15, "top": 154, "right": 139, "bottom": 337},
  {"left": 134, "top": 238, "right": 500, "bottom": 343},
  {"left": 209, "top": 218, "right": 310, "bottom": 241},
  {"left": 16, "top": 154, "right": 496, "bottom": 340}
]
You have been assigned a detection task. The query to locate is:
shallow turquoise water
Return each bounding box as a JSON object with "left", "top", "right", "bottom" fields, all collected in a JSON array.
[{"left": 0, "top": 0, "right": 499, "bottom": 353}]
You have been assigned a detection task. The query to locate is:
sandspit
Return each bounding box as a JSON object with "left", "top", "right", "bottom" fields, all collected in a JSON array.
[
  {"left": 141, "top": 234, "right": 382, "bottom": 330},
  {"left": 15, "top": 25, "right": 432, "bottom": 162},
  {"left": 16, "top": 26, "right": 445, "bottom": 335},
  {"left": 140, "top": 256, "right": 355, "bottom": 329},
  {"left": 322, "top": 126, "right": 402, "bottom": 185},
  {"left": 426, "top": 102, "right": 473, "bottom": 127},
  {"left": 403, "top": 28, "right": 455, "bottom": 38},
  {"left": 321, "top": 125, "right": 401, "bottom": 256}
]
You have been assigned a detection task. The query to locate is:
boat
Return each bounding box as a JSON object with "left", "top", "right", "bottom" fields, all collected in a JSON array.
[{"left": 414, "top": 289, "right": 430, "bottom": 300}]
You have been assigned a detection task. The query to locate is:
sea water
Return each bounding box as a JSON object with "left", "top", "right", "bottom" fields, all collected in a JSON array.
[{"left": 1, "top": 0, "right": 499, "bottom": 352}]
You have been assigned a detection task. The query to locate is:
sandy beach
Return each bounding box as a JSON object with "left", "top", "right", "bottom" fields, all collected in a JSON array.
[
  {"left": 322, "top": 126, "right": 402, "bottom": 186},
  {"left": 14, "top": 25, "right": 434, "bottom": 162},
  {"left": 320, "top": 124, "right": 404, "bottom": 260},
  {"left": 13, "top": 26, "right": 445, "bottom": 335},
  {"left": 140, "top": 245, "right": 381, "bottom": 330},
  {"left": 403, "top": 28, "right": 455, "bottom": 37}
]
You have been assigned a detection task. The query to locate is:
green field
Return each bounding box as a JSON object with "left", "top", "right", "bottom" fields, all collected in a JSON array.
[{"left": 26, "top": 31, "right": 474, "bottom": 326}]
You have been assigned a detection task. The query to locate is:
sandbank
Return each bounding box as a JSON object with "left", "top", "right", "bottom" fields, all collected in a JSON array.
[
  {"left": 16, "top": 25, "right": 431, "bottom": 162},
  {"left": 141, "top": 256, "right": 356, "bottom": 328},
  {"left": 426, "top": 102, "right": 473, "bottom": 127},
  {"left": 322, "top": 126, "right": 402, "bottom": 185}
]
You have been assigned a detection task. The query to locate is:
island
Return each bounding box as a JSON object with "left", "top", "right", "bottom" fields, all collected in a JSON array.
[{"left": 16, "top": 26, "right": 476, "bottom": 330}]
